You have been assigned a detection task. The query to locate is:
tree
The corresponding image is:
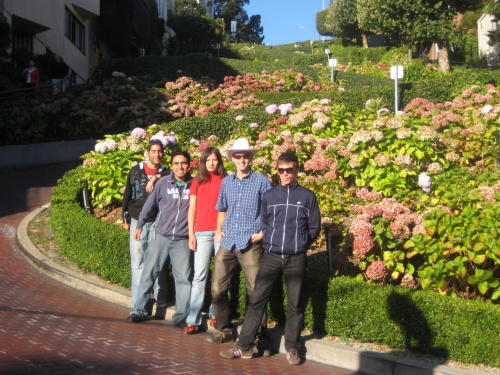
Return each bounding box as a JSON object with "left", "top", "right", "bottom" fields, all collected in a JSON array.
[
  {"left": 175, "top": 0, "right": 207, "bottom": 16},
  {"left": 213, "top": 0, "right": 264, "bottom": 43},
  {"left": 316, "top": 9, "right": 333, "bottom": 38},
  {"left": 354, "top": 0, "right": 481, "bottom": 71},
  {"left": 325, "top": 0, "right": 361, "bottom": 45},
  {"left": 167, "top": 14, "right": 223, "bottom": 54}
]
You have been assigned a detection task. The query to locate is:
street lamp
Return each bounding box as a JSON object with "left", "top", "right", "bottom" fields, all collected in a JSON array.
[
  {"left": 325, "top": 48, "right": 337, "bottom": 82},
  {"left": 299, "top": 26, "right": 315, "bottom": 54}
]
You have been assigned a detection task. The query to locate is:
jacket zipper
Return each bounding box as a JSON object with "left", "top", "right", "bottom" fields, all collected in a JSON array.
[
  {"left": 172, "top": 184, "right": 182, "bottom": 240},
  {"left": 281, "top": 186, "right": 290, "bottom": 258}
]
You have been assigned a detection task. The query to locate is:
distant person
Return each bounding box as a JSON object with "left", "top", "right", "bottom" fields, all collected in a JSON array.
[
  {"left": 208, "top": 138, "right": 271, "bottom": 352},
  {"left": 22, "top": 60, "right": 39, "bottom": 99},
  {"left": 51, "top": 54, "right": 69, "bottom": 94},
  {"left": 185, "top": 147, "right": 227, "bottom": 334},
  {"left": 128, "top": 150, "right": 193, "bottom": 327},
  {"left": 220, "top": 152, "right": 321, "bottom": 365},
  {"left": 122, "top": 139, "right": 170, "bottom": 321}
]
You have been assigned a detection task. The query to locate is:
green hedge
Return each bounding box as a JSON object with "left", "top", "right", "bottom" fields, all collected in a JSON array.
[
  {"left": 50, "top": 167, "right": 131, "bottom": 287},
  {"left": 50, "top": 168, "right": 500, "bottom": 367},
  {"left": 97, "top": 54, "right": 323, "bottom": 83}
]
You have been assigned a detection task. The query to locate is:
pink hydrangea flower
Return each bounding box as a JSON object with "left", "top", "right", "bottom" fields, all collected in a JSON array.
[
  {"left": 266, "top": 104, "right": 279, "bottom": 114},
  {"left": 235, "top": 115, "right": 245, "bottom": 121},
  {"left": 366, "top": 260, "right": 387, "bottom": 281},
  {"left": 250, "top": 123, "right": 259, "bottom": 128},
  {"left": 131, "top": 127, "right": 147, "bottom": 139},
  {"left": 481, "top": 104, "right": 493, "bottom": 115}
]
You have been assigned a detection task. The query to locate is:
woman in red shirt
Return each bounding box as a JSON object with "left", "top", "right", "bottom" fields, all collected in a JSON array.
[
  {"left": 185, "top": 147, "right": 227, "bottom": 334},
  {"left": 23, "top": 60, "right": 39, "bottom": 99}
]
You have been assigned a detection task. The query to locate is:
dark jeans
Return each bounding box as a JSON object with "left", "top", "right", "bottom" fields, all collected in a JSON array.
[
  {"left": 237, "top": 251, "right": 307, "bottom": 352},
  {"left": 211, "top": 242, "right": 266, "bottom": 334}
]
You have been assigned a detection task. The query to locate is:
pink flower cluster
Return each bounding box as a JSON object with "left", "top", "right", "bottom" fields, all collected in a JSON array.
[
  {"left": 366, "top": 260, "right": 388, "bottom": 281},
  {"left": 478, "top": 184, "right": 500, "bottom": 204}
]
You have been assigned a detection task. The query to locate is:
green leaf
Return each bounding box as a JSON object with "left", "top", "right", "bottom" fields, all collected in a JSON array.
[
  {"left": 478, "top": 281, "right": 489, "bottom": 295},
  {"left": 492, "top": 290, "right": 500, "bottom": 300}
]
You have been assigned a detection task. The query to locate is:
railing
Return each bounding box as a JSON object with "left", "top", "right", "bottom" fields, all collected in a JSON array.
[{"left": 0, "top": 74, "right": 73, "bottom": 103}]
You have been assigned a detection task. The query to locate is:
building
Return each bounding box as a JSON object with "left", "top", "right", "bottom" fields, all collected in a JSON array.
[
  {"left": 197, "top": 0, "right": 214, "bottom": 19},
  {"left": 478, "top": 13, "right": 500, "bottom": 68},
  {"left": 1, "top": 0, "right": 100, "bottom": 84}
]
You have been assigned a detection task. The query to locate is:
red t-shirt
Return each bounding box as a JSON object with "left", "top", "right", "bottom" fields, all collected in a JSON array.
[
  {"left": 144, "top": 163, "right": 159, "bottom": 177},
  {"left": 191, "top": 173, "right": 222, "bottom": 232}
]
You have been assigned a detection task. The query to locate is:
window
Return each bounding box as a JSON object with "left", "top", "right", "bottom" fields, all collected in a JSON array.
[{"left": 65, "top": 7, "right": 85, "bottom": 53}]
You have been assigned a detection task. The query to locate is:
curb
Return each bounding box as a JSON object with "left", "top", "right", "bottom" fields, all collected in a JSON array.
[{"left": 15, "top": 206, "right": 486, "bottom": 375}]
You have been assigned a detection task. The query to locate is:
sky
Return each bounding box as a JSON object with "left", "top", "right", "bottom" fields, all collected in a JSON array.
[{"left": 244, "top": 0, "right": 331, "bottom": 46}]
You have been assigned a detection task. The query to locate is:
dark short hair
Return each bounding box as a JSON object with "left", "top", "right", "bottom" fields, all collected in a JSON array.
[
  {"left": 171, "top": 149, "right": 191, "bottom": 165},
  {"left": 277, "top": 152, "right": 299, "bottom": 169},
  {"left": 147, "top": 139, "right": 164, "bottom": 152}
]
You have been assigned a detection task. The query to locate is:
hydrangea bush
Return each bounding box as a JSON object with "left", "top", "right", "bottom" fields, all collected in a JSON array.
[{"left": 82, "top": 76, "right": 500, "bottom": 302}]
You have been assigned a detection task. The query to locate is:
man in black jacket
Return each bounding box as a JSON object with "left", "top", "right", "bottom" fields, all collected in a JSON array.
[
  {"left": 122, "top": 139, "right": 170, "bottom": 321},
  {"left": 220, "top": 152, "right": 321, "bottom": 365}
]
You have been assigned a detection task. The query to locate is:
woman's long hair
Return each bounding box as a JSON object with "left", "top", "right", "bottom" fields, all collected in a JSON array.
[{"left": 195, "top": 147, "right": 227, "bottom": 190}]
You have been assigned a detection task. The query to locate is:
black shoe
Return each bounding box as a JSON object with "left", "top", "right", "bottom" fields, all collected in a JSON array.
[
  {"left": 127, "top": 313, "right": 147, "bottom": 323},
  {"left": 154, "top": 304, "right": 167, "bottom": 320},
  {"left": 175, "top": 320, "right": 187, "bottom": 329}
]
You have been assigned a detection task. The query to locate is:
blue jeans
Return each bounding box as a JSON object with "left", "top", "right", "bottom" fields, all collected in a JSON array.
[
  {"left": 129, "top": 219, "right": 168, "bottom": 312},
  {"left": 237, "top": 251, "right": 307, "bottom": 352},
  {"left": 132, "top": 233, "right": 192, "bottom": 325},
  {"left": 186, "top": 230, "right": 220, "bottom": 326}
]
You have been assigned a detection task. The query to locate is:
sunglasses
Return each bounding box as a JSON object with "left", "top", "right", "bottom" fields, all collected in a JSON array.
[
  {"left": 277, "top": 167, "right": 295, "bottom": 174},
  {"left": 232, "top": 154, "right": 251, "bottom": 160}
]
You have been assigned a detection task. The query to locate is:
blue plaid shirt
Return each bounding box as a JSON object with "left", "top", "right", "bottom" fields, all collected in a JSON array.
[{"left": 216, "top": 169, "right": 272, "bottom": 251}]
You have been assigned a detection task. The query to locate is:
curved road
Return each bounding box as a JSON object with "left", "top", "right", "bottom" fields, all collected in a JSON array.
[{"left": 0, "top": 164, "right": 359, "bottom": 374}]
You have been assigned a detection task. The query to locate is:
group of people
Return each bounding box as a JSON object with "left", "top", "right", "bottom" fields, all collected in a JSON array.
[{"left": 122, "top": 137, "right": 321, "bottom": 365}]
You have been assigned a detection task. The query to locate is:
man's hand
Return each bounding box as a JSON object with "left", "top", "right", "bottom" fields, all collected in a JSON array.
[
  {"left": 250, "top": 231, "right": 264, "bottom": 243},
  {"left": 134, "top": 229, "right": 142, "bottom": 241},
  {"left": 123, "top": 223, "right": 130, "bottom": 232},
  {"left": 189, "top": 235, "right": 197, "bottom": 251},
  {"left": 146, "top": 176, "right": 157, "bottom": 193},
  {"left": 215, "top": 231, "right": 225, "bottom": 243}
]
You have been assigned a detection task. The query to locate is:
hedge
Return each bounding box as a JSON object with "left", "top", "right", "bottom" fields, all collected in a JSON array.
[
  {"left": 50, "top": 169, "right": 500, "bottom": 367},
  {"left": 50, "top": 167, "right": 131, "bottom": 287}
]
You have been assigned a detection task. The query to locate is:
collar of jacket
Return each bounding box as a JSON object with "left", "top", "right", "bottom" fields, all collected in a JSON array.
[
  {"left": 166, "top": 170, "right": 193, "bottom": 185},
  {"left": 277, "top": 182, "right": 300, "bottom": 191}
]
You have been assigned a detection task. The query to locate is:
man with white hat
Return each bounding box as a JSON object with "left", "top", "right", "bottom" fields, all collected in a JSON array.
[{"left": 208, "top": 137, "right": 272, "bottom": 350}]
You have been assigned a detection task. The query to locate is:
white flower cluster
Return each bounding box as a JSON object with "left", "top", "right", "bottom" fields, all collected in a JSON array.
[
  {"left": 418, "top": 172, "right": 431, "bottom": 193},
  {"left": 427, "top": 162, "right": 443, "bottom": 174}
]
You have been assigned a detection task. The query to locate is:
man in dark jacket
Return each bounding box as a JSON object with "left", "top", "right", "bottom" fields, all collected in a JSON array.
[
  {"left": 220, "top": 152, "right": 321, "bottom": 365},
  {"left": 122, "top": 139, "right": 170, "bottom": 321},
  {"left": 129, "top": 150, "right": 193, "bottom": 326}
]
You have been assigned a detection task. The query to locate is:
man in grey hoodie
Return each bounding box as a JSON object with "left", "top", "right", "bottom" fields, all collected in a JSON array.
[{"left": 128, "top": 150, "right": 193, "bottom": 326}]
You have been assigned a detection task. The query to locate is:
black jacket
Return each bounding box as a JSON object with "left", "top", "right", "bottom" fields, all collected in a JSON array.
[
  {"left": 122, "top": 162, "right": 169, "bottom": 224},
  {"left": 261, "top": 183, "right": 321, "bottom": 257}
]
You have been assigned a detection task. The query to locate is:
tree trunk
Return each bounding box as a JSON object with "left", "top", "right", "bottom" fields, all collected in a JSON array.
[
  {"left": 438, "top": 42, "right": 450, "bottom": 73},
  {"left": 361, "top": 33, "right": 368, "bottom": 48}
]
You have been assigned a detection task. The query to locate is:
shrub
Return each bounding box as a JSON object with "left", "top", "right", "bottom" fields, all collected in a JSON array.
[
  {"left": 50, "top": 167, "right": 131, "bottom": 286},
  {"left": 323, "top": 277, "right": 500, "bottom": 366}
]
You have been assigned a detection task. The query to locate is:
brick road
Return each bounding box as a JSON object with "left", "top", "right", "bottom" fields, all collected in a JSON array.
[{"left": 0, "top": 164, "right": 361, "bottom": 374}]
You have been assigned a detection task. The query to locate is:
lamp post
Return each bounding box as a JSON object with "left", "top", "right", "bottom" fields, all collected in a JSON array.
[
  {"left": 322, "top": 0, "right": 325, "bottom": 43},
  {"left": 325, "top": 48, "right": 337, "bottom": 82},
  {"left": 299, "top": 26, "right": 315, "bottom": 54}
]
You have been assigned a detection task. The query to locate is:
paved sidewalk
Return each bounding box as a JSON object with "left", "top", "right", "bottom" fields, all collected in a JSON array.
[{"left": 0, "top": 164, "right": 359, "bottom": 375}]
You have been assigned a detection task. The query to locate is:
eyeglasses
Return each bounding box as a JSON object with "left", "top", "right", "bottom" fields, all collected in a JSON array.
[
  {"left": 277, "top": 167, "right": 295, "bottom": 174},
  {"left": 232, "top": 154, "right": 251, "bottom": 160}
]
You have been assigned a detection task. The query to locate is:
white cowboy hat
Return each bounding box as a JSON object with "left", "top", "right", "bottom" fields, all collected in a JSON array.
[{"left": 223, "top": 137, "right": 259, "bottom": 159}]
